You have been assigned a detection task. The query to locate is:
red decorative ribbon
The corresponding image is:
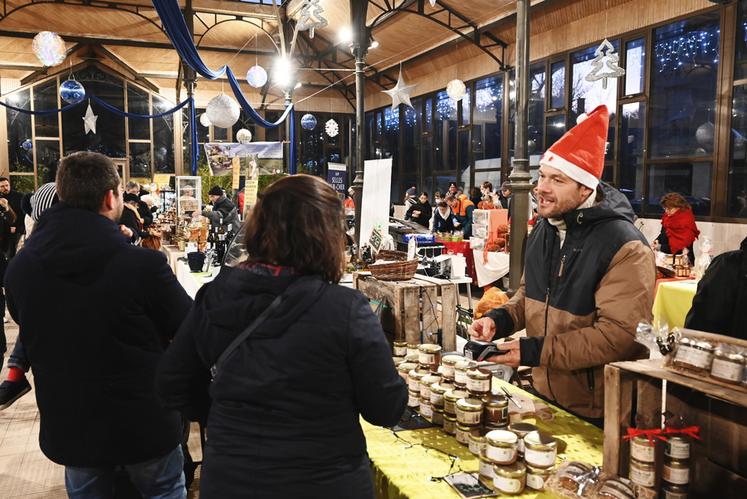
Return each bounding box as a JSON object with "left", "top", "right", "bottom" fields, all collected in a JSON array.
[{"left": 623, "top": 425, "right": 701, "bottom": 444}]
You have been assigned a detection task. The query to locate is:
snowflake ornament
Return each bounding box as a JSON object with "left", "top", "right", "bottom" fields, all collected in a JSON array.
[{"left": 325, "top": 119, "right": 339, "bottom": 138}]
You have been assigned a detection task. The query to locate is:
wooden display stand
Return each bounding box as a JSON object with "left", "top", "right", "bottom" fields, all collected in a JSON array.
[
  {"left": 604, "top": 356, "right": 747, "bottom": 496},
  {"left": 353, "top": 272, "right": 457, "bottom": 351}
]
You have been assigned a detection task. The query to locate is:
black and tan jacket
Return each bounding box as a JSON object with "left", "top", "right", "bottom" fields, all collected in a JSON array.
[{"left": 486, "top": 183, "right": 655, "bottom": 418}]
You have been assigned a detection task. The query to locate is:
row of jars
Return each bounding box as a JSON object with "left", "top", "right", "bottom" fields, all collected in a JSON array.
[
  {"left": 394, "top": 342, "right": 558, "bottom": 494},
  {"left": 672, "top": 338, "right": 747, "bottom": 387},
  {"left": 629, "top": 434, "right": 691, "bottom": 497}
]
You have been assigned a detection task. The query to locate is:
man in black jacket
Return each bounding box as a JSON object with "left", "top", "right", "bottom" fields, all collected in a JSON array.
[
  {"left": 5, "top": 152, "right": 192, "bottom": 499},
  {"left": 0, "top": 176, "right": 25, "bottom": 259},
  {"left": 685, "top": 236, "right": 747, "bottom": 339},
  {"left": 203, "top": 186, "right": 238, "bottom": 230}
]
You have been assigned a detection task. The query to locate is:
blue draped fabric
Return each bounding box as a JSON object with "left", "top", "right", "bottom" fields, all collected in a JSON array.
[
  {"left": 152, "top": 0, "right": 296, "bottom": 173},
  {"left": 90, "top": 94, "right": 190, "bottom": 119},
  {"left": 0, "top": 98, "right": 83, "bottom": 115}
]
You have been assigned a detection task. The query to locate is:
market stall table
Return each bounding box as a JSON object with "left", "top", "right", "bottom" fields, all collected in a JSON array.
[
  {"left": 363, "top": 378, "right": 603, "bottom": 499},
  {"left": 161, "top": 244, "right": 185, "bottom": 274},
  {"left": 175, "top": 259, "right": 216, "bottom": 299},
  {"left": 651, "top": 279, "right": 698, "bottom": 329}
]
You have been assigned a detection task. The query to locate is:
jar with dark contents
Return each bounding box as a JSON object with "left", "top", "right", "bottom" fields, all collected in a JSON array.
[
  {"left": 508, "top": 422, "right": 537, "bottom": 456},
  {"left": 673, "top": 337, "right": 714, "bottom": 372},
  {"left": 418, "top": 343, "right": 442, "bottom": 372},
  {"left": 483, "top": 393, "right": 509, "bottom": 427}
]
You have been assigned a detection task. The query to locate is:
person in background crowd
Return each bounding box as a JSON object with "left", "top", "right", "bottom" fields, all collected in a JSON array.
[
  {"left": 0, "top": 177, "right": 25, "bottom": 259},
  {"left": 0, "top": 197, "right": 16, "bottom": 371},
  {"left": 344, "top": 186, "right": 356, "bottom": 212},
  {"left": 120, "top": 193, "right": 148, "bottom": 244},
  {"left": 445, "top": 193, "right": 475, "bottom": 237},
  {"left": 156, "top": 174, "right": 407, "bottom": 498},
  {"left": 203, "top": 186, "right": 238, "bottom": 231},
  {"left": 478, "top": 181, "right": 497, "bottom": 210},
  {"left": 448, "top": 182, "right": 458, "bottom": 197},
  {"left": 469, "top": 106, "right": 655, "bottom": 427},
  {"left": 403, "top": 186, "right": 417, "bottom": 208},
  {"left": 685, "top": 235, "right": 747, "bottom": 340},
  {"left": 5, "top": 152, "right": 192, "bottom": 498},
  {"left": 653, "top": 192, "right": 700, "bottom": 265},
  {"left": 498, "top": 181, "right": 512, "bottom": 210},
  {"left": 469, "top": 187, "right": 482, "bottom": 208},
  {"left": 405, "top": 192, "right": 432, "bottom": 228},
  {"left": 434, "top": 191, "right": 443, "bottom": 204},
  {"left": 431, "top": 200, "right": 458, "bottom": 233},
  {"left": 126, "top": 181, "right": 153, "bottom": 229},
  {"left": 0, "top": 183, "right": 59, "bottom": 411},
  {"left": 20, "top": 193, "right": 32, "bottom": 245}
]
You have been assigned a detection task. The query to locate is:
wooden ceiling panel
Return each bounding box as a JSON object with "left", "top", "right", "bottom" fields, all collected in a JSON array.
[{"left": 196, "top": 18, "right": 278, "bottom": 51}]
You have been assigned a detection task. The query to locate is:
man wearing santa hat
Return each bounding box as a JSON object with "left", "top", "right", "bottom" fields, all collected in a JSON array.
[{"left": 469, "top": 105, "right": 656, "bottom": 425}]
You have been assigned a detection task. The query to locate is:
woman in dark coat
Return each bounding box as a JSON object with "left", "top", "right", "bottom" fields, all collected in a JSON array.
[
  {"left": 156, "top": 174, "right": 407, "bottom": 499},
  {"left": 405, "top": 192, "right": 432, "bottom": 228}
]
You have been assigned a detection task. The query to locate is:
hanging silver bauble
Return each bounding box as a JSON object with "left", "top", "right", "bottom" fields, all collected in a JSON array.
[
  {"left": 206, "top": 93, "right": 240, "bottom": 129},
  {"left": 236, "top": 128, "right": 253, "bottom": 144}
]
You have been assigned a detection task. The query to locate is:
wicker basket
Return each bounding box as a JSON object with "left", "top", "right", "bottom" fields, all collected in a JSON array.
[{"left": 369, "top": 250, "right": 418, "bottom": 281}]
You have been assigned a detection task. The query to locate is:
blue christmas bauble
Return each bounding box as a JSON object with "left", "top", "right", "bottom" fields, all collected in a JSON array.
[
  {"left": 301, "top": 113, "right": 317, "bottom": 131},
  {"left": 21, "top": 139, "right": 33, "bottom": 151},
  {"left": 60, "top": 79, "right": 86, "bottom": 105}
]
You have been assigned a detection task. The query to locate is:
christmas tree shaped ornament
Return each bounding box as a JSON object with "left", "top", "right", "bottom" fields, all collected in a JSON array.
[
  {"left": 429, "top": 0, "right": 437, "bottom": 6},
  {"left": 383, "top": 64, "right": 417, "bottom": 110},
  {"left": 295, "top": 0, "right": 328, "bottom": 39},
  {"left": 584, "top": 39, "right": 625, "bottom": 89}
]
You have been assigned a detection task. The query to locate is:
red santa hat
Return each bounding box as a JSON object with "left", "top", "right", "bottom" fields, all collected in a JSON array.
[{"left": 539, "top": 104, "right": 609, "bottom": 191}]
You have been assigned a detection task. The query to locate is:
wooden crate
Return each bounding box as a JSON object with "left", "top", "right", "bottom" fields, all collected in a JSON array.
[
  {"left": 353, "top": 272, "right": 457, "bottom": 351},
  {"left": 604, "top": 357, "right": 747, "bottom": 496}
]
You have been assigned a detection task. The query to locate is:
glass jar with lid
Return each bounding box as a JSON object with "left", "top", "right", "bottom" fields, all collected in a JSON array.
[
  {"left": 629, "top": 458, "right": 655, "bottom": 488},
  {"left": 419, "top": 374, "right": 442, "bottom": 399},
  {"left": 468, "top": 427, "right": 489, "bottom": 457},
  {"left": 393, "top": 341, "right": 407, "bottom": 357},
  {"left": 441, "top": 354, "right": 462, "bottom": 379},
  {"left": 430, "top": 382, "right": 448, "bottom": 408},
  {"left": 418, "top": 343, "right": 442, "bottom": 372},
  {"left": 710, "top": 347, "right": 745, "bottom": 384},
  {"left": 407, "top": 389, "right": 420, "bottom": 409},
  {"left": 456, "top": 423, "right": 479, "bottom": 445},
  {"left": 665, "top": 436, "right": 690, "bottom": 460},
  {"left": 630, "top": 434, "right": 656, "bottom": 463},
  {"left": 454, "top": 359, "right": 476, "bottom": 387},
  {"left": 466, "top": 368, "right": 492, "bottom": 395},
  {"left": 673, "top": 337, "right": 714, "bottom": 372},
  {"left": 508, "top": 422, "right": 537, "bottom": 456},
  {"left": 406, "top": 343, "right": 420, "bottom": 358},
  {"left": 492, "top": 462, "right": 526, "bottom": 495},
  {"left": 663, "top": 457, "right": 690, "bottom": 486},
  {"left": 443, "top": 414, "right": 457, "bottom": 435},
  {"left": 407, "top": 369, "right": 427, "bottom": 392},
  {"left": 443, "top": 388, "right": 468, "bottom": 416},
  {"left": 523, "top": 431, "right": 558, "bottom": 469},
  {"left": 456, "top": 397, "right": 484, "bottom": 426},
  {"left": 419, "top": 398, "right": 433, "bottom": 420},
  {"left": 662, "top": 483, "right": 689, "bottom": 499},
  {"left": 432, "top": 407, "right": 444, "bottom": 426},
  {"left": 485, "top": 429, "right": 518, "bottom": 465},
  {"left": 526, "top": 464, "right": 554, "bottom": 491},
  {"left": 483, "top": 393, "right": 509, "bottom": 427},
  {"left": 397, "top": 362, "right": 417, "bottom": 381}
]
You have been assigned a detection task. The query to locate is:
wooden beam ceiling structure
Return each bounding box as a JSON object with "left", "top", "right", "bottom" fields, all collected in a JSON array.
[{"left": 0, "top": 0, "right": 526, "bottom": 111}]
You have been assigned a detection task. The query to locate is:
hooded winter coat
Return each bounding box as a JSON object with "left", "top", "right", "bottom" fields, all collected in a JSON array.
[
  {"left": 156, "top": 265, "right": 407, "bottom": 498},
  {"left": 4, "top": 203, "right": 192, "bottom": 466},
  {"left": 485, "top": 183, "right": 656, "bottom": 419}
]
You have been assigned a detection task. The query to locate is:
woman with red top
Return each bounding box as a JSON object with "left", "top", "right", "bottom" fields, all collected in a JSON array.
[{"left": 654, "top": 192, "right": 700, "bottom": 265}]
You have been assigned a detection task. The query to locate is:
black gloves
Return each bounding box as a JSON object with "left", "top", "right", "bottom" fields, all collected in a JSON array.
[
  {"left": 519, "top": 337, "right": 545, "bottom": 367},
  {"left": 484, "top": 308, "right": 514, "bottom": 341}
]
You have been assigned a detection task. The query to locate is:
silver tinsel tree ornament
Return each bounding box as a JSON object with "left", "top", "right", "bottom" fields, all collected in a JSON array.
[{"left": 585, "top": 39, "right": 625, "bottom": 89}]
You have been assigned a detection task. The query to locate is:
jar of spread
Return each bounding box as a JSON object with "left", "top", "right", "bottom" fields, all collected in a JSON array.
[
  {"left": 630, "top": 435, "right": 656, "bottom": 463},
  {"left": 456, "top": 423, "right": 479, "bottom": 445},
  {"left": 454, "top": 360, "right": 475, "bottom": 387},
  {"left": 430, "top": 382, "right": 448, "bottom": 408},
  {"left": 443, "top": 388, "right": 468, "bottom": 416},
  {"left": 418, "top": 343, "right": 442, "bottom": 372},
  {"left": 441, "top": 354, "right": 462, "bottom": 380},
  {"left": 483, "top": 393, "right": 509, "bottom": 427},
  {"left": 710, "top": 348, "right": 745, "bottom": 384},
  {"left": 479, "top": 457, "right": 497, "bottom": 485},
  {"left": 432, "top": 407, "right": 444, "bottom": 426},
  {"left": 629, "top": 458, "right": 655, "bottom": 488},
  {"left": 508, "top": 422, "right": 537, "bottom": 456},
  {"left": 407, "top": 369, "right": 426, "bottom": 392},
  {"left": 663, "top": 458, "right": 690, "bottom": 486},
  {"left": 665, "top": 436, "right": 690, "bottom": 460},
  {"left": 662, "top": 483, "right": 689, "bottom": 499},
  {"left": 597, "top": 478, "right": 636, "bottom": 499},
  {"left": 456, "top": 397, "right": 484, "bottom": 426},
  {"left": 397, "top": 362, "right": 417, "bottom": 381},
  {"left": 492, "top": 462, "right": 526, "bottom": 495},
  {"left": 523, "top": 431, "right": 557, "bottom": 469},
  {"left": 419, "top": 374, "right": 441, "bottom": 399},
  {"left": 407, "top": 389, "right": 420, "bottom": 409},
  {"left": 557, "top": 462, "right": 593, "bottom": 494},
  {"left": 406, "top": 343, "right": 420, "bottom": 358},
  {"left": 393, "top": 341, "right": 407, "bottom": 357},
  {"left": 485, "top": 429, "right": 518, "bottom": 465},
  {"left": 673, "top": 337, "right": 714, "bottom": 372},
  {"left": 405, "top": 352, "right": 419, "bottom": 364},
  {"left": 443, "top": 414, "right": 457, "bottom": 435},
  {"left": 526, "top": 464, "right": 554, "bottom": 491},
  {"left": 466, "top": 368, "right": 492, "bottom": 395},
  {"left": 468, "top": 428, "right": 489, "bottom": 457},
  {"left": 392, "top": 356, "right": 405, "bottom": 366},
  {"left": 419, "top": 398, "right": 433, "bottom": 420}
]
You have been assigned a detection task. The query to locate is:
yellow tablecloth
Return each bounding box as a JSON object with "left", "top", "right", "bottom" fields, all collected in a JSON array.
[
  {"left": 362, "top": 378, "right": 604, "bottom": 499},
  {"left": 651, "top": 279, "right": 698, "bottom": 329}
]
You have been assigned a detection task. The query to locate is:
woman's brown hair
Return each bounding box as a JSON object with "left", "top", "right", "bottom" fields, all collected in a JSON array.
[
  {"left": 243, "top": 174, "right": 346, "bottom": 282},
  {"left": 660, "top": 192, "right": 691, "bottom": 211}
]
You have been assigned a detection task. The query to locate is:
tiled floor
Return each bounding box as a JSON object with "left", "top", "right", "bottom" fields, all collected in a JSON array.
[{"left": 0, "top": 322, "right": 203, "bottom": 498}]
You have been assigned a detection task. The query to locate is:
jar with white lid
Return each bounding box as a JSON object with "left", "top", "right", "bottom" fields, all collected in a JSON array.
[
  {"left": 455, "top": 397, "right": 484, "bottom": 426},
  {"left": 523, "top": 431, "right": 557, "bottom": 469},
  {"left": 393, "top": 341, "right": 407, "bottom": 357},
  {"left": 485, "top": 429, "right": 518, "bottom": 465},
  {"left": 466, "top": 368, "right": 492, "bottom": 395},
  {"left": 419, "top": 374, "right": 441, "bottom": 399},
  {"left": 430, "top": 382, "right": 448, "bottom": 408},
  {"left": 441, "top": 354, "right": 462, "bottom": 379}
]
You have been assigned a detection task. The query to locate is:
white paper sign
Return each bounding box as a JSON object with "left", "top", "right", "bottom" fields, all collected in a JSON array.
[{"left": 360, "top": 159, "right": 393, "bottom": 248}]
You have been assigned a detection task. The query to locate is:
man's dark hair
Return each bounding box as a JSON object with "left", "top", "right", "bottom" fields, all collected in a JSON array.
[
  {"left": 419, "top": 192, "right": 428, "bottom": 198},
  {"left": 437, "top": 201, "right": 447, "bottom": 208},
  {"left": 481, "top": 181, "right": 493, "bottom": 191},
  {"left": 0, "top": 177, "right": 8, "bottom": 183},
  {"left": 57, "top": 152, "right": 121, "bottom": 212}
]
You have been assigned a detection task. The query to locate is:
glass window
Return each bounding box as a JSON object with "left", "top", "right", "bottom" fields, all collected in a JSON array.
[
  {"left": 650, "top": 15, "right": 719, "bottom": 158},
  {"left": 571, "top": 41, "right": 618, "bottom": 160},
  {"left": 213, "top": 125, "right": 228, "bottom": 141},
  {"left": 545, "top": 115, "right": 566, "bottom": 151},
  {"left": 129, "top": 142, "right": 151, "bottom": 178},
  {"left": 647, "top": 162, "right": 711, "bottom": 216},
  {"left": 550, "top": 61, "right": 565, "bottom": 110},
  {"left": 474, "top": 170, "right": 503, "bottom": 192},
  {"left": 734, "top": 0, "right": 747, "bottom": 80},
  {"left": 529, "top": 63, "right": 546, "bottom": 159},
  {"left": 619, "top": 102, "right": 646, "bottom": 213},
  {"left": 422, "top": 98, "right": 433, "bottom": 178},
  {"left": 403, "top": 102, "right": 419, "bottom": 181},
  {"left": 728, "top": 85, "right": 747, "bottom": 217},
  {"left": 34, "top": 79, "right": 59, "bottom": 137},
  {"left": 63, "top": 67, "right": 125, "bottom": 158},
  {"left": 6, "top": 89, "right": 33, "bottom": 173},
  {"left": 435, "top": 90, "right": 457, "bottom": 171},
  {"left": 458, "top": 131, "right": 470, "bottom": 189},
  {"left": 127, "top": 85, "right": 150, "bottom": 140},
  {"left": 461, "top": 87, "right": 471, "bottom": 125},
  {"left": 10, "top": 175, "right": 35, "bottom": 193},
  {"left": 383, "top": 107, "right": 400, "bottom": 199},
  {"left": 299, "top": 113, "right": 325, "bottom": 177},
  {"left": 153, "top": 96, "right": 175, "bottom": 173},
  {"left": 35, "top": 139, "right": 60, "bottom": 186},
  {"left": 473, "top": 76, "right": 503, "bottom": 170},
  {"left": 625, "top": 38, "right": 646, "bottom": 95}
]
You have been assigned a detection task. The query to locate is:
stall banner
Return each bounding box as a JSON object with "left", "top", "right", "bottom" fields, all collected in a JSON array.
[
  {"left": 231, "top": 156, "right": 241, "bottom": 189},
  {"left": 360, "top": 158, "right": 392, "bottom": 248},
  {"left": 327, "top": 162, "right": 347, "bottom": 194},
  {"left": 203, "top": 142, "right": 283, "bottom": 177}
]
